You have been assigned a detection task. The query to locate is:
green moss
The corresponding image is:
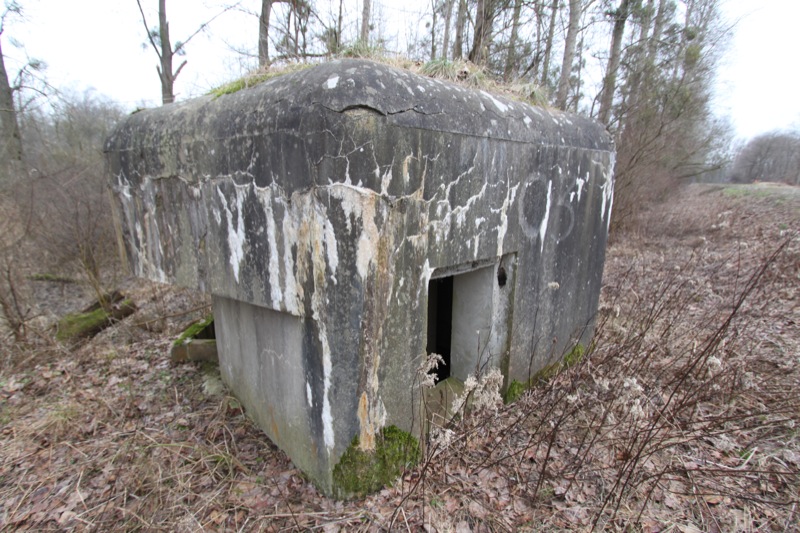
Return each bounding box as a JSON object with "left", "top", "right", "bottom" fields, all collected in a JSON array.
[
  {"left": 332, "top": 425, "right": 420, "bottom": 499},
  {"left": 210, "top": 64, "right": 312, "bottom": 98},
  {"left": 56, "top": 299, "right": 136, "bottom": 341},
  {"left": 563, "top": 343, "right": 586, "bottom": 368},
  {"left": 532, "top": 343, "right": 586, "bottom": 383},
  {"left": 504, "top": 344, "right": 587, "bottom": 404},
  {"left": 29, "top": 273, "right": 75, "bottom": 283},
  {"left": 173, "top": 315, "right": 214, "bottom": 347},
  {"left": 503, "top": 380, "right": 527, "bottom": 404},
  {"left": 57, "top": 308, "right": 111, "bottom": 341}
]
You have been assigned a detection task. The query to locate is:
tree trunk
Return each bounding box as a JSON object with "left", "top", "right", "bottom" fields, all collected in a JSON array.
[
  {"left": 430, "top": 0, "right": 437, "bottom": 59},
  {"left": 0, "top": 38, "right": 22, "bottom": 184},
  {"left": 337, "top": 0, "right": 344, "bottom": 52},
  {"left": 539, "top": 0, "right": 558, "bottom": 86},
  {"left": 555, "top": 0, "right": 582, "bottom": 109},
  {"left": 442, "top": 0, "right": 453, "bottom": 61},
  {"left": 468, "top": 0, "right": 493, "bottom": 65},
  {"left": 259, "top": 0, "right": 272, "bottom": 67},
  {"left": 622, "top": 0, "right": 654, "bottom": 107},
  {"left": 453, "top": 0, "right": 467, "bottom": 59},
  {"left": 572, "top": 30, "right": 585, "bottom": 112},
  {"left": 598, "top": 0, "right": 633, "bottom": 126},
  {"left": 503, "top": 0, "right": 523, "bottom": 81},
  {"left": 360, "top": 0, "right": 371, "bottom": 43},
  {"left": 158, "top": 0, "right": 175, "bottom": 104}
]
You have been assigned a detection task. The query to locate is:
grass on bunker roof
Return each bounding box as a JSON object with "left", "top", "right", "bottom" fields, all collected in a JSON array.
[{"left": 0, "top": 182, "right": 798, "bottom": 531}]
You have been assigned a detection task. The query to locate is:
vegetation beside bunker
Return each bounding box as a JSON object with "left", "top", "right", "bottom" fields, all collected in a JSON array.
[
  {"left": 504, "top": 343, "right": 586, "bottom": 404},
  {"left": 331, "top": 425, "right": 420, "bottom": 499},
  {"left": 56, "top": 298, "right": 136, "bottom": 341}
]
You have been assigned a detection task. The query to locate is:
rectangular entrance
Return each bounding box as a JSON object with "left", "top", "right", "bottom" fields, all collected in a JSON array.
[
  {"left": 426, "top": 276, "right": 453, "bottom": 382},
  {"left": 426, "top": 264, "right": 496, "bottom": 384}
]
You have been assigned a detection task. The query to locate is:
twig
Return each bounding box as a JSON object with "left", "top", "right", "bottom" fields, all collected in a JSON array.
[{"left": 131, "top": 303, "right": 211, "bottom": 327}]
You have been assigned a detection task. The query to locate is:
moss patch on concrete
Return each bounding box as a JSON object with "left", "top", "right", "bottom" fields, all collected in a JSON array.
[
  {"left": 210, "top": 64, "right": 312, "bottom": 98},
  {"left": 503, "top": 379, "right": 528, "bottom": 404},
  {"left": 504, "top": 344, "right": 586, "bottom": 404},
  {"left": 332, "top": 425, "right": 420, "bottom": 499},
  {"left": 173, "top": 315, "right": 215, "bottom": 347}
]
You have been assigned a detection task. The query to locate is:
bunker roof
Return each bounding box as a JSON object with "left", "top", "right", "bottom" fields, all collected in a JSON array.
[{"left": 105, "top": 59, "right": 611, "bottom": 190}]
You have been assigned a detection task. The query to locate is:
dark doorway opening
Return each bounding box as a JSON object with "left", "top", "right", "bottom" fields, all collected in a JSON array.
[{"left": 426, "top": 276, "right": 453, "bottom": 383}]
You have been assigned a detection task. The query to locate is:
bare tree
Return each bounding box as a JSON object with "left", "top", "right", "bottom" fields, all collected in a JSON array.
[
  {"left": 469, "top": 0, "right": 497, "bottom": 65},
  {"left": 539, "top": 0, "right": 559, "bottom": 87},
  {"left": 136, "top": 0, "right": 232, "bottom": 104},
  {"left": 730, "top": 131, "right": 800, "bottom": 185},
  {"left": 441, "top": 0, "right": 454, "bottom": 61},
  {"left": 360, "top": 0, "right": 371, "bottom": 43},
  {"left": 554, "top": 0, "right": 582, "bottom": 109},
  {"left": 453, "top": 0, "right": 467, "bottom": 59},
  {"left": 502, "top": 0, "right": 523, "bottom": 81},
  {"left": 429, "top": 0, "right": 438, "bottom": 59},
  {"left": 272, "top": 0, "right": 314, "bottom": 60},
  {"left": 0, "top": 2, "right": 23, "bottom": 185},
  {"left": 336, "top": 0, "right": 344, "bottom": 52},
  {"left": 598, "top": 0, "right": 635, "bottom": 125},
  {"left": 259, "top": 0, "right": 272, "bottom": 67}
]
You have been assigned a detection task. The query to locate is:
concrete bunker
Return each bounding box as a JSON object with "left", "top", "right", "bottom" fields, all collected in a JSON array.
[{"left": 105, "top": 59, "right": 615, "bottom": 497}]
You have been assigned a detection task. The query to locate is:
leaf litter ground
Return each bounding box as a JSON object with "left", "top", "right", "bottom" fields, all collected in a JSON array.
[{"left": 1, "top": 182, "right": 798, "bottom": 531}]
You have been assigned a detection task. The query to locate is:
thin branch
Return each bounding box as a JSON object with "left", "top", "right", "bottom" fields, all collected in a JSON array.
[{"left": 135, "top": 0, "right": 162, "bottom": 60}]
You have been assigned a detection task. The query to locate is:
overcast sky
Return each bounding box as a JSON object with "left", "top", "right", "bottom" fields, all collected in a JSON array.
[{"left": 3, "top": 0, "right": 799, "bottom": 142}]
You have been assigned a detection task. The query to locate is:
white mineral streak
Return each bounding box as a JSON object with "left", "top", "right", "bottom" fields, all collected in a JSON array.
[
  {"left": 402, "top": 154, "right": 413, "bottom": 185},
  {"left": 421, "top": 258, "right": 435, "bottom": 285},
  {"left": 306, "top": 382, "right": 313, "bottom": 408},
  {"left": 281, "top": 207, "right": 301, "bottom": 315},
  {"left": 600, "top": 156, "right": 616, "bottom": 233},
  {"left": 480, "top": 90, "right": 508, "bottom": 113},
  {"left": 254, "top": 186, "right": 284, "bottom": 308},
  {"left": 575, "top": 177, "right": 586, "bottom": 203},
  {"left": 325, "top": 75, "right": 339, "bottom": 89},
  {"left": 317, "top": 297, "right": 335, "bottom": 452},
  {"left": 380, "top": 165, "right": 393, "bottom": 196},
  {"left": 217, "top": 185, "right": 246, "bottom": 283},
  {"left": 301, "top": 202, "right": 336, "bottom": 452},
  {"left": 495, "top": 182, "right": 520, "bottom": 257},
  {"left": 539, "top": 180, "right": 553, "bottom": 252},
  {"left": 330, "top": 183, "right": 380, "bottom": 280},
  {"left": 117, "top": 173, "right": 132, "bottom": 200},
  {"left": 132, "top": 179, "right": 170, "bottom": 283},
  {"left": 323, "top": 217, "right": 339, "bottom": 284},
  {"left": 453, "top": 182, "right": 487, "bottom": 227}
]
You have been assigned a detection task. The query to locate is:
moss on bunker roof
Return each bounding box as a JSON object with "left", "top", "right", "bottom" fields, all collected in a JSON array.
[{"left": 210, "top": 54, "right": 550, "bottom": 108}]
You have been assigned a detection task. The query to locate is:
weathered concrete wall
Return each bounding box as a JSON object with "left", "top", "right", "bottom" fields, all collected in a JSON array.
[{"left": 105, "top": 59, "right": 614, "bottom": 495}]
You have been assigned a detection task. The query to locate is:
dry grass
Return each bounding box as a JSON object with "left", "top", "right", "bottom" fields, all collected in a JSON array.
[
  {"left": 0, "top": 183, "right": 798, "bottom": 531},
  {"left": 212, "top": 52, "right": 550, "bottom": 109}
]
